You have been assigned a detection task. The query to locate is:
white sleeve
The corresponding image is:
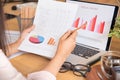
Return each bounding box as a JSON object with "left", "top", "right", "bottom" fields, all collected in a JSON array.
[
  {"left": 0, "top": 50, "right": 56, "bottom": 80},
  {"left": 0, "top": 50, "right": 26, "bottom": 80},
  {"left": 27, "top": 71, "right": 56, "bottom": 80}
]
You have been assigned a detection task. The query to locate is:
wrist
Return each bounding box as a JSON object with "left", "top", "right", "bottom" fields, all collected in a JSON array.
[
  {"left": 16, "top": 37, "right": 23, "bottom": 44},
  {"left": 6, "top": 37, "right": 22, "bottom": 56},
  {"left": 53, "top": 51, "right": 68, "bottom": 62},
  {"left": 43, "top": 51, "right": 67, "bottom": 76}
]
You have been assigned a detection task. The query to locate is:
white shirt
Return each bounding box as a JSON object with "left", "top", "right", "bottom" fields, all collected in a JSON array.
[{"left": 0, "top": 50, "right": 56, "bottom": 80}]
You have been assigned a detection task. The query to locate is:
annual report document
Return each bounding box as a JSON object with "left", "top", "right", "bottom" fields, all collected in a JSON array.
[{"left": 18, "top": 0, "right": 79, "bottom": 58}]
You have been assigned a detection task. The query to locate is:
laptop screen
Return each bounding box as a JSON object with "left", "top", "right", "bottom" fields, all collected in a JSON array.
[{"left": 67, "top": 1, "right": 118, "bottom": 51}]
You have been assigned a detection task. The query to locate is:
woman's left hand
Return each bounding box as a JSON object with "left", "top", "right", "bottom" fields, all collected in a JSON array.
[
  {"left": 7, "top": 25, "right": 34, "bottom": 57},
  {"left": 18, "top": 25, "right": 35, "bottom": 43}
]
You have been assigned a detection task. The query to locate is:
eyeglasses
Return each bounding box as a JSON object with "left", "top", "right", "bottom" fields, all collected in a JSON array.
[{"left": 59, "top": 62, "right": 91, "bottom": 77}]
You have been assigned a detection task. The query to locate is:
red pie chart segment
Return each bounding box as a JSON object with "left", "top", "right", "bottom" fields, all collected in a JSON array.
[{"left": 29, "top": 35, "right": 44, "bottom": 44}]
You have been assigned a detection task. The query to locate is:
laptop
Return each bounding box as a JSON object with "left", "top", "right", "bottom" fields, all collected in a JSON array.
[
  {"left": 65, "top": 0, "right": 119, "bottom": 65},
  {"left": 18, "top": 0, "right": 118, "bottom": 66}
]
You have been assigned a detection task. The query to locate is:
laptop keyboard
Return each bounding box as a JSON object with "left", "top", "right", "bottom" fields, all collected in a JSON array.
[{"left": 71, "top": 44, "right": 100, "bottom": 59}]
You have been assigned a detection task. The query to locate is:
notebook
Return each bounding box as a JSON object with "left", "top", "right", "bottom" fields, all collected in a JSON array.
[
  {"left": 65, "top": 0, "right": 119, "bottom": 65},
  {"left": 18, "top": 0, "right": 118, "bottom": 65}
]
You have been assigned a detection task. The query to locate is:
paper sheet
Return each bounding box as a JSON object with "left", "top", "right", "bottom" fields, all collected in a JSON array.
[{"left": 18, "top": 0, "right": 78, "bottom": 58}]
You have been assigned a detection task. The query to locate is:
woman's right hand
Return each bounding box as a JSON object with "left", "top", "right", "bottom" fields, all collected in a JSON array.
[
  {"left": 55, "top": 30, "right": 77, "bottom": 59},
  {"left": 55, "top": 22, "right": 87, "bottom": 59},
  {"left": 43, "top": 30, "right": 77, "bottom": 76}
]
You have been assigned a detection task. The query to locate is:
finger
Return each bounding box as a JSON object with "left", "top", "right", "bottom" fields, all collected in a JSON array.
[
  {"left": 69, "top": 30, "right": 77, "bottom": 40},
  {"left": 61, "top": 30, "right": 72, "bottom": 40}
]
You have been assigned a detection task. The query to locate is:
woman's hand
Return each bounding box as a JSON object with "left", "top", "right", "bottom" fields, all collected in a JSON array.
[
  {"left": 7, "top": 25, "right": 34, "bottom": 57},
  {"left": 18, "top": 25, "right": 35, "bottom": 44},
  {"left": 6, "top": 6, "right": 36, "bottom": 57},
  {"left": 55, "top": 21, "right": 87, "bottom": 58},
  {"left": 55, "top": 30, "right": 77, "bottom": 58},
  {"left": 43, "top": 30, "right": 77, "bottom": 76}
]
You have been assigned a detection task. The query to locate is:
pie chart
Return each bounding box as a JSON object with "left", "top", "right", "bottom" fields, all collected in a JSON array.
[{"left": 29, "top": 35, "right": 45, "bottom": 44}]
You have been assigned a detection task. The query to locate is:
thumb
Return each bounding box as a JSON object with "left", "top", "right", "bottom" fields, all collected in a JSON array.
[
  {"left": 23, "top": 25, "right": 35, "bottom": 33},
  {"left": 61, "top": 30, "right": 72, "bottom": 40},
  {"left": 69, "top": 30, "right": 77, "bottom": 40}
]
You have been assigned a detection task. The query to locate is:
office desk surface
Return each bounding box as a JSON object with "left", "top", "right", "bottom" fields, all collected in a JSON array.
[
  {"left": 10, "top": 53, "right": 87, "bottom": 80},
  {"left": 4, "top": 0, "right": 120, "bottom": 80}
]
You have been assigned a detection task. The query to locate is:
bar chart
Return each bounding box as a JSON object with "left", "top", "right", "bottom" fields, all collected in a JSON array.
[{"left": 73, "top": 15, "right": 105, "bottom": 34}]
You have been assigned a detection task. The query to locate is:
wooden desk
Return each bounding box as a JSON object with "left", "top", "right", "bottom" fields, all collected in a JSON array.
[{"left": 4, "top": 0, "right": 120, "bottom": 80}]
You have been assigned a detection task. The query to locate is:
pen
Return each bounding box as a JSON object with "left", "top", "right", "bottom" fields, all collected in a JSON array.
[{"left": 73, "top": 21, "right": 87, "bottom": 32}]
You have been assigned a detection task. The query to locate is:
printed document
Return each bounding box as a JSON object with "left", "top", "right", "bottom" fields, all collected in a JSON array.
[{"left": 18, "top": 0, "right": 78, "bottom": 58}]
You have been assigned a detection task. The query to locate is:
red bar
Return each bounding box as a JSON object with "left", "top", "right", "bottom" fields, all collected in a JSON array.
[
  {"left": 88, "top": 15, "right": 97, "bottom": 31},
  {"left": 73, "top": 17, "right": 80, "bottom": 28},
  {"left": 97, "top": 21, "right": 105, "bottom": 34}
]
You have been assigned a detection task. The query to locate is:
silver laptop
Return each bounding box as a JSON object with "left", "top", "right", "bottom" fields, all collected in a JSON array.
[{"left": 66, "top": 1, "right": 119, "bottom": 65}]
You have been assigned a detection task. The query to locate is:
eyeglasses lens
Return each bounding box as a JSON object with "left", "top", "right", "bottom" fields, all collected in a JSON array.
[
  {"left": 59, "top": 62, "right": 91, "bottom": 77},
  {"left": 73, "top": 64, "right": 89, "bottom": 77},
  {"left": 59, "top": 62, "right": 72, "bottom": 73}
]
